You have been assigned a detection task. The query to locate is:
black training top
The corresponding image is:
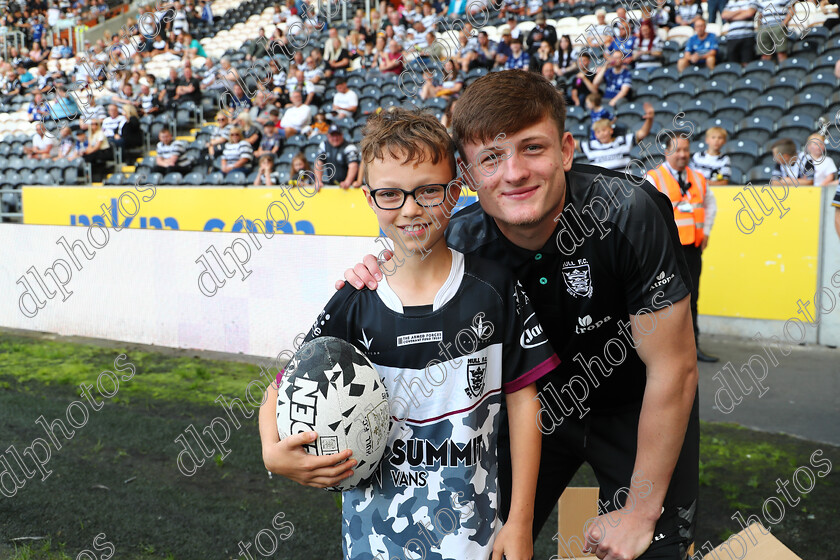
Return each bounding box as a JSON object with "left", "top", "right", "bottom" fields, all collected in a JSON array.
[{"left": 446, "top": 163, "right": 692, "bottom": 411}]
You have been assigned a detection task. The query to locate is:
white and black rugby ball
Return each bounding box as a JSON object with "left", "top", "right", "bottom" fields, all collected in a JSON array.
[{"left": 276, "top": 336, "right": 391, "bottom": 491}]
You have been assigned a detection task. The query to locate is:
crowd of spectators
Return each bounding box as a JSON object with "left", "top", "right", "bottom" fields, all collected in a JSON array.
[{"left": 0, "top": 0, "right": 838, "bottom": 188}]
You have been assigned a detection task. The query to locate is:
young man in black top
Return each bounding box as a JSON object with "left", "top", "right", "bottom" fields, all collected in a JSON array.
[{"left": 342, "top": 70, "right": 700, "bottom": 560}]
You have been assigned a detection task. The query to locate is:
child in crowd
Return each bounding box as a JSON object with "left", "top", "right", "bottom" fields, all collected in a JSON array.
[
  {"left": 255, "top": 122, "right": 283, "bottom": 158},
  {"left": 690, "top": 126, "right": 732, "bottom": 185},
  {"left": 309, "top": 112, "right": 330, "bottom": 137},
  {"left": 771, "top": 138, "right": 815, "bottom": 186},
  {"left": 55, "top": 126, "right": 75, "bottom": 159},
  {"left": 805, "top": 133, "right": 838, "bottom": 186},
  {"left": 585, "top": 92, "right": 614, "bottom": 140},
  {"left": 253, "top": 154, "right": 282, "bottom": 186},
  {"left": 68, "top": 128, "right": 88, "bottom": 161},
  {"left": 259, "top": 108, "right": 556, "bottom": 560}
]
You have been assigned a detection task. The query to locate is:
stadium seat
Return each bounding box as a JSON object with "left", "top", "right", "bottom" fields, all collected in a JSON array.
[
  {"left": 635, "top": 83, "right": 665, "bottom": 103},
  {"left": 304, "top": 144, "right": 320, "bottom": 162},
  {"left": 18, "top": 169, "right": 35, "bottom": 185},
  {"left": 726, "top": 139, "right": 761, "bottom": 172},
  {"left": 775, "top": 114, "right": 814, "bottom": 145},
  {"left": 776, "top": 57, "right": 810, "bottom": 80},
  {"left": 359, "top": 98, "right": 379, "bottom": 115},
  {"left": 680, "top": 66, "right": 710, "bottom": 89},
  {"left": 162, "top": 172, "right": 183, "bottom": 184},
  {"left": 424, "top": 97, "right": 448, "bottom": 110},
  {"left": 748, "top": 165, "right": 774, "bottom": 183},
  {"left": 347, "top": 75, "right": 365, "bottom": 89},
  {"left": 714, "top": 96, "right": 751, "bottom": 121},
  {"left": 743, "top": 59, "right": 775, "bottom": 79},
  {"left": 664, "top": 82, "right": 697, "bottom": 106},
  {"left": 729, "top": 77, "right": 765, "bottom": 98},
  {"left": 104, "top": 173, "right": 125, "bottom": 186},
  {"left": 286, "top": 134, "right": 307, "bottom": 147},
  {"left": 184, "top": 171, "right": 206, "bottom": 185},
  {"left": 206, "top": 170, "right": 225, "bottom": 185},
  {"left": 648, "top": 66, "right": 679, "bottom": 88},
  {"left": 34, "top": 170, "right": 53, "bottom": 185},
  {"left": 728, "top": 167, "right": 744, "bottom": 185},
  {"left": 736, "top": 115, "right": 776, "bottom": 143},
  {"left": 617, "top": 102, "right": 647, "bottom": 120},
  {"left": 655, "top": 100, "right": 680, "bottom": 117},
  {"left": 361, "top": 84, "right": 380, "bottom": 98},
  {"left": 64, "top": 166, "right": 79, "bottom": 184},
  {"left": 763, "top": 75, "right": 797, "bottom": 99},
  {"left": 802, "top": 72, "right": 838, "bottom": 97},
  {"left": 711, "top": 62, "right": 743, "bottom": 81},
  {"left": 224, "top": 170, "right": 246, "bottom": 185},
  {"left": 380, "top": 96, "right": 400, "bottom": 109},
  {"left": 382, "top": 84, "right": 401, "bottom": 98},
  {"left": 696, "top": 79, "right": 732, "bottom": 106},
  {"left": 630, "top": 68, "right": 652, "bottom": 84},
  {"left": 748, "top": 94, "right": 788, "bottom": 120}
]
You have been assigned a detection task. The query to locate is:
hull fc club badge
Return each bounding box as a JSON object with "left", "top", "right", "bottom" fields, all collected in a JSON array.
[
  {"left": 465, "top": 356, "right": 487, "bottom": 398},
  {"left": 562, "top": 260, "right": 593, "bottom": 298}
]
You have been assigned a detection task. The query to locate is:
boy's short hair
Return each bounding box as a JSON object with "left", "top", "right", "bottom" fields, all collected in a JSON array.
[
  {"left": 453, "top": 70, "right": 567, "bottom": 157},
  {"left": 705, "top": 127, "right": 727, "bottom": 141},
  {"left": 360, "top": 108, "right": 456, "bottom": 183},
  {"left": 586, "top": 92, "right": 602, "bottom": 107},
  {"left": 591, "top": 119, "right": 613, "bottom": 132},
  {"left": 771, "top": 138, "right": 797, "bottom": 157}
]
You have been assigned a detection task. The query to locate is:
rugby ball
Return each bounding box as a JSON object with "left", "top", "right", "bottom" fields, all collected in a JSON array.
[{"left": 276, "top": 336, "right": 391, "bottom": 491}]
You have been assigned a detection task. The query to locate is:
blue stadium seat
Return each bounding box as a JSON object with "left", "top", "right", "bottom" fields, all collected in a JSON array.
[
  {"left": 630, "top": 68, "right": 652, "bottom": 83},
  {"left": 380, "top": 96, "right": 400, "bottom": 109},
  {"left": 648, "top": 66, "right": 679, "bottom": 88},
  {"left": 33, "top": 170, "right": 53, "bottom": 185},
  {"left": 812, "top": 52, "right": 840, "bottom": 73},
  {"left": 184, "top": 171, "right": 205, "bottom": 185},
  {"left": 714, "top": 96, "right": 751, "bottom": 121},
  {"left": 743, "top": 59, "right": 775, "bottom": 79},
  {"left": 748, "top": 93, "right": 788, "bottom": 120},
  {"left": 206, "top": 170, "right": 225, "bottom": 185},
  {"left": 680, "top": 65, "right": 710, "bottom": 88},
  {"left": 382, "top": 83, "right": 401, "bottom": 98},
  {"left": 163, "top": 172, "right": 183, "bottom": 184},
  {"left": 665, "top": 82, "right": 697, "bottom": 106},
  {"left": 18, "top": 169, "right": 35, "bottom": 185},
  {"left": 711, "top": 62, "right": 743, "bottom": 81},
  {"left": 361, "top": 84, "right": 380, "bottom": 98},
  {"left": 347, "top": 75, "right": 365, "bottom": 89},
  {"left": 696, "top": 79, "right": 732, "bottom": 106},
  {"left": 424, "top": 97, "right": 448, "bottom": 110},
  {"left": 736, "top": 115, "right": 776, "bottom": 143},
  {"left": 635, "top": 83, "right": 665, "bottom": 103},
  {"left": 775, "top": 114, "right": 814, "bottom": 145},
  {"left": 802, "top": 72, "right": 838, "bottom": 97},
  {"left": 730, "top": 76, "right": 765, "bottom": 97},
  {"left": 360, "top": 97, "right": 379, "bottom": 115},
  {"left": 305, "top": 144, "right": 321, "bottom": 162},
  {"left": 764, "top": 75, "right": 797, "bottom": 98}
]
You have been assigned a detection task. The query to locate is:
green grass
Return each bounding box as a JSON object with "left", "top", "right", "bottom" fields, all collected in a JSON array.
[
  {"left": 1, "top": 333, "right": 838, "bottom": 559},
  {"left": 0, "top": 335, "right": 273, "bottom": 407}
]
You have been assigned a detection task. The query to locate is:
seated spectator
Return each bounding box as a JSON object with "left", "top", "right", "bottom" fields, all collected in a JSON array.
[
  {"left": 55, "top": 127, "right": 76, "bottom": 160},
  {"left": 585, "top": 93, "right": 614, "bottom": 139},
  {"left": 102, "top": 104, "right": 127, "bottom": 147},
  {"left": 208, "top": 113, "right": 232, "bottom": 156},
  {"left": 81, "top": 119, "right": 113, "bottom": 169},
  {"left": 612, "top": 7, "right": 640, "bottom": 37},
  {"left": 440, "top": 98, "right": 457, "bottom": 135},
  {"left": 721, "top": 0, "right": 758, "bottom": 66},
  {"left": 315, "top": 125, "right": 360, "bottom": 190},
  {"left": 675, "top": 0, "right": 702, "bottom": 25},
  {"left": 631, "top": 20, "right": 664, "bottom": 68},
  {"left": 309, "top": 112, "right": 330, "bottom": 136},
  {"left": 526, "top": 13, "right": 558, "bottom": 55},
  {"left": 253, "top": 154, "right": 284, "bottom": 186},
  {"left": 677, "top": 18, "right": 718, "bottom": 72},
  {"left": 541, "top": 62, "right": 565, "bottom": 89},
  {"left": 461, "top": 30, "right": 497, "bottom": 72},
  {"left": 138, "top": 84, "right": 160, "bottom": 116},
  {"left": 590, "top": 9, "right": 612, "bottom": 47},
  {"left": 436, "top": 59, "right": 464, "bottom": 99},
  {"left": 331, "top": 77, "right": 358, "bottom": 120},
  {"left": 691, "top": 127, "right": 732, "bottom": 185},
  {"left": 120, "top": 105, "right": 143, "bottom": 150},
  {"left": 279, "top": 90, "right": 311, "bottom": 137},
  {"left": 236, "top": 112, "right": 262, "bottom": 149},
  {"left": 153, "top": 128, "right": 191, "bottom": 174},
  {"left": 27, "top": 92, "right": 50, "bottom": 122},
  {"left": 556, "top": 35, "right": 578, "bottom": 77},
  {"left": 805, "top": 134, "right": 838, "bottom": 187},
  {"left": 505, "top": 38, "right": 529, "bottom": 69},
  {"left": 1, "top": 70, "right": 21, "bottom": 103},
  {"left": 325, "top": 36, "right": 351, "bottom": 78},
  {"left": 68, "top": 129, "right": 88, "bottom": 162},
  {"left": 529, "top": 40, "right": 556, "bottom": 73},
  {"left": 174, "top": 66, "right": 201, "bottom": 107},
  {"left": 289, "top": 152, "right": 312, "bottom": 185},
  {"left": 771, "top": 138, "right": 814, "bottom": 186},
  {"left": 255, "top": 122, "right": 283, "bottom": 158},
  {"left": 608, "top": 23, "right": 637, "bottom": 60},
  {"left": 225, "top": 83, "right": 253, "bottom": 115},
  {"left": 568, "top": 52, "right": 594, "bottom": 106},
  {"left": 379, "top": 40, "right": 405, "bottom": 75},
  {"left": 495, "top": 29, "right": 513, "bottom": 67},
  {"left": 577, "top": 103, "right": 655, "bottom": 170},
  {"left": 25, "top": 123, "right": 56, "bottom": 160},
  {"left": 592, "top": 51, "right": 633, "bottom": 107},
  {"left": 221, "top": 127, "right": 254, "bottom": 175}
]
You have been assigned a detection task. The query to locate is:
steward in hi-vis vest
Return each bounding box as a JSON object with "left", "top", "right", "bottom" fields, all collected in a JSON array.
[{"left": 647, "top": 136, "right": 719, "bottom": 363}]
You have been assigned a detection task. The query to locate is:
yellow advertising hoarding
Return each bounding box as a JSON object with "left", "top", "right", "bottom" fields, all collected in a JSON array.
[{"left": 21, "top": 185, "right": 822, "bottom": 321}]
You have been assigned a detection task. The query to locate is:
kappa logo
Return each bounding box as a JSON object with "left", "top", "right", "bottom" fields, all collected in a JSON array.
[
  {"left": 464, "top": 356, "right": 487, "bottom": 398},
  {"left": 649, "top": 270, "right": 675, "bottom": 291},
  {"left": 575, "top": 314, "right": 613, "bottom": 334},
  {"left": 470, "top": 312, "right": 494, "bottom": 340},
  {"left": 520, "top": 312, "right": 548, "bottom": 349},
  {"left": 512, "top": 281, "right": 530, "bottom": 315},
  {"left": 562, "top": 260, "right": 593, "bottom": 298}
]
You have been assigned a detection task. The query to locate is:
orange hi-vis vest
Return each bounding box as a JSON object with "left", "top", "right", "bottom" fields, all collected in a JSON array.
[{"left": 647, "top": 164, "right": 706, "bottom": 247}]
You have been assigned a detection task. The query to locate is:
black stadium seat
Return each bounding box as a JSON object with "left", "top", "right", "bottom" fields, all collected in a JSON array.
[
  {"left": 184, "top": 171, "right": 205, "bottom": 185},
  {"left": 736, "top": 116, "right": 776, "bottom": 144},
  {"left": 730, "top": 77, "right": 764, "bottom": 98},
  {"left": 697, "top": 79, "right": 731, "bottom": 105},
  {"left": 749, "top": 94, "right": 788, "bottom": 120},
  {"left": 163, "top": 172, "right": 183, "bottom": 184},
  {"left": 802, "top": 72, "right": 838, "bottom": 97},
  {"left": 712, "top": 62, "right": 743, "bottom": 81},
  {"left": 764, "top": 75, "right": 797, "bottom": 98},
  {"left": 748, "top": 165, "right": 774, "bottom": 183},
  {"left": 714, "top": 96, "right": 751, "bottom": 121},
  {"left": 775, "top": 115, "right": 814, "bottom": 145}
]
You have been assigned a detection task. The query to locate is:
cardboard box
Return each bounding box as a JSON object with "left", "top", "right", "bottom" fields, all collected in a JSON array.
[
  {"left": 701, "top": 524, "right": 802, "bottom": 560},
  {"left": 555, "top": 488, "right": 696, "bottom": 559},
  {"left": 556, "top": 487, "right": 600, "bottom": 560}
]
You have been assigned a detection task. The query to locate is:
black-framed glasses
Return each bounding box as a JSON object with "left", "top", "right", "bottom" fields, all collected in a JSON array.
[{"left": 366, "top": 183, "right": 449, "bottom": 210}]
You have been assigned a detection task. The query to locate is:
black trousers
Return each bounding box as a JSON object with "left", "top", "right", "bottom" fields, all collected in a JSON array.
[
  {"left": 681, "top": 243, "right": 702, "bottom": 342},
  {"left": 497, "top": 394, "right": 700, "bottom": 559}
]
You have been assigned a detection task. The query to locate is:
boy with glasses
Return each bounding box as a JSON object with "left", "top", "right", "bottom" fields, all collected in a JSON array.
[{"left": 259, "top": 108, "right": 558, "bottom": 560}]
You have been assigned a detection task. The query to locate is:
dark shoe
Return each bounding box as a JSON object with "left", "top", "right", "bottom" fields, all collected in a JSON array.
[{"left": 696, "top": 348, "right": 719, "bottom": 363}]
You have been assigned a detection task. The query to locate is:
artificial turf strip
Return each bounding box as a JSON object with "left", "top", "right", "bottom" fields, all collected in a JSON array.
[{"left": 1, "top": 334, "right": 838, "bottom": 559}]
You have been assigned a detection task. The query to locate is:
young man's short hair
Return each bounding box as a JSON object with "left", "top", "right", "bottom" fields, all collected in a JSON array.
[
  {"left": 586, "top": 92, "right": 602, "bottom": 107},
  {"left": 771, "top": 138, "right": 797, "bottom": 157},
  {"left": 452, "top": 70, "right": 567, "bottom": 157},
  {"left": 360, "top": 108, "right": 456, "bottom": 183},
  {"left": 705, "top": 126, "right": 727, "bottom": 141}
]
